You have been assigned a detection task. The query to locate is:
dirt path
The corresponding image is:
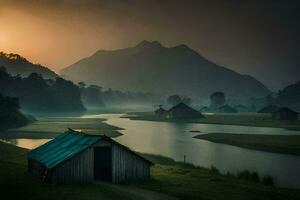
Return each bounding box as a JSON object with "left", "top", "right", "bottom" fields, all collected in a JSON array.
[{"left": 97, "top": 182, "right": 178, "bottom": 200}]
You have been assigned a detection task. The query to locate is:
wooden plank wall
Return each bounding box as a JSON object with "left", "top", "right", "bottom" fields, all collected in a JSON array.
[
  {"left": 51, "top": 148, "right": 94, "bottom": 183},
  {"left": 112, "top": 144, "right": 150, "bottom": 183},
  {"left": 28, "top": 158, "right": 45, "bottom": 179},
  {"left": 40, "top": 140, "right": 150, "bottom": 184}
]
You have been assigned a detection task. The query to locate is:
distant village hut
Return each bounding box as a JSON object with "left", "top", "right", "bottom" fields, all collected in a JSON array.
[
  {"left": 234, "top": 105, "right": 250, "bottom": 112},
  {"left": 272, "top": 107, "right": 298, "bottom": 120},
  {"left": 258, "top": 105, "right": 280, "bottom": 113},
  {"left": 167, "top": 102, "right": 204, "bottom": 119},
  {"left": 154, "top": 106, "right": 167, "bottom": 117},
  {"left": 200, "top": 106, "right": 210, "bottom": 113},
  {"left": 216, "top": 105, "right": 238, "bottom": 113},
  {"left": 27, "top": 129, "right": 153, "bottom": 184}
]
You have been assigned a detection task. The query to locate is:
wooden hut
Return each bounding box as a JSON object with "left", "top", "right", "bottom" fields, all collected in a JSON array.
[
  {"left": 200, "top": 106, "right": 210, "bottom": 112},
  {"left": 215, "top": 105, "right": 238, "bottom": 113},
  {"left": 234, "top": 105, "right": 251, "bottom": 112},
  {"left": 27, "top": 129, "right": 153, "bottom": 184},
  {"left": 272, "top": 107, "right": 298, "bottom": 120},
  {"left": 167, "top": 102, "right": 204, "bottom": 119},
  {"left": 258, "top": 105, "right": 279, "bottom": 113},
  {"left": 154, "top": 107, "right": 167, "bottom": 117}
]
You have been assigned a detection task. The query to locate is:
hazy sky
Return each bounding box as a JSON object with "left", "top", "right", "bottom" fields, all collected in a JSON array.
[{"left": 0, "top": 0, "right": 299, "bottom": 90}]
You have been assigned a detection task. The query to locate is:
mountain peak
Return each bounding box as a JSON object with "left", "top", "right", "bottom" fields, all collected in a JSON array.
[
  {"left": 62, "top": 42, "right": 270, "bottom": 100},
  {"left": 135, "top": 40, "right": 163, "bottom": 49}
]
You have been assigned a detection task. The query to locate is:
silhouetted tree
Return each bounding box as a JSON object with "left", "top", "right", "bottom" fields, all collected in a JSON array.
[
  {"left": 276, "top": 81, "right": 300, "bottom": 110},
  {"left": 210, "top": 92, "right": 226, "bottom": 109},
  {"left": 78, "top": 82, "right": 86, "bottom": 88},
  {"left": 0, "top": 93, "right": 28, "bottom": 130},
  {"left": 182, "top": 97, "right": 192, "bottom": 105},
  {"left": 80, "top": 85, "right": 105, "bottom": 107},
  {"left": 167, "top": 95, "right": 182, "bottom": 106},
  {"left": 266, "top": 94, "right": 275, "bottom": 105}
]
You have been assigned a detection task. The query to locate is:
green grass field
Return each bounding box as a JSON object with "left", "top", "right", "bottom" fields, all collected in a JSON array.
[
  {"left": 4, "top": 117, "right": 122, "bottom": 139},
  {"left": 2, "top": 142, "right": 300, "bottom": 200},
  {"left": 125, "top": 112, "right": 300, "bottom": 130},
  {"left": 194, "top": 133, "right": 300, "bottom": 155}
]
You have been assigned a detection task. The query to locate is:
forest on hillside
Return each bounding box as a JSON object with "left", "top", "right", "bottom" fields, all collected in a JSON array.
[{"left": 0, "top": 67, "right": 85, "bottom": 113}]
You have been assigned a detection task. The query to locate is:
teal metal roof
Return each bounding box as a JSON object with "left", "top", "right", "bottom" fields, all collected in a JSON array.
[{"left": 26, "top": 130, "right": 102, "bottom": 169}]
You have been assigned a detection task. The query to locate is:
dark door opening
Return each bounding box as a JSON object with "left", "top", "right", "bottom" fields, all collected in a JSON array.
[{"left": 94, "top": 147, "right": 112, "bottom": 181}]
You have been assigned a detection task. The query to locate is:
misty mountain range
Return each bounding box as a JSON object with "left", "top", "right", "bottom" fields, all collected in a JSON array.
[
  {"left": 1, "top": 41, "right": 300, "bottom": 111},
  {"left": 61, "top": 41, "right": 270, "bottom": 101}
]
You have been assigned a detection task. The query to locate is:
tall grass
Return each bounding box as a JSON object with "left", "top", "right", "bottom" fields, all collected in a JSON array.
[
  {"left": 227, "top": 170, "right": 275, "bottom": 186},
  {"left": 209, "top": 165, "right": 275, "bottom": 186},
  {"left": 210, "top": 165, "right": 220, "bottom": 174},
  {"left": 141, "top": 153, "right": 276, "bottom": 187}
]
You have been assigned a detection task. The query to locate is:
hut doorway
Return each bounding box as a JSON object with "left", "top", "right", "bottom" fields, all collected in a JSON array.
[{"left": 94, "top": 147, "right": 112, "bottom": 182}]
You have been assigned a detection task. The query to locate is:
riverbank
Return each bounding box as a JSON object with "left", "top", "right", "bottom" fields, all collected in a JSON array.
[
  {"left": 124, "top": 112, "right": 300, "bottom": 130},
  {"left": 2, "top": 141, "right": 300, "bottom": 200},
  {"left": 194, "top": 133, "right": 300, "bottom": 155},
  {"left": 2, "top": 117, "right": 122, "bottom": 139}
]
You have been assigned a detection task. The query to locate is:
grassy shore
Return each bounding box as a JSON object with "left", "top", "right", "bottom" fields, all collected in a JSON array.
[
  {"left": 134, "top": 154, "right": 300, "bottom": 200},
  {"left": 3, "top": 117, "right": 122, "bottom": 139},
  {"left": 124, "top": 112, "right": 300, "bottom": 130},
  {"left": 2, "top": 142, "right": 300, "bottom": 200},
  {"left": 132, "top": 165, "right": 299, "bottom": 200},
  {"left": 194, "top": 133, "right": 300, "bottom": 155}
]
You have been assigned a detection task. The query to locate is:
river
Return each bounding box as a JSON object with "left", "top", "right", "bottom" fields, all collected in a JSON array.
[
  {"left": 103, "top": 114, "right": 300, "bottom": 188},
  {"left": 5, "top": 113, "right": 300, "bottom": 188}
]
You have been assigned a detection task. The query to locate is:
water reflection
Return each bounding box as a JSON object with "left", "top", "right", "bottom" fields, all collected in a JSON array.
[{"left": 3, "top": 138, "right": 50, "bottom": 149}]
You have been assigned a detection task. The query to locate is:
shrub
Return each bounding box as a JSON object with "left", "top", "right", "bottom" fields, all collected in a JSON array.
[
  {"left": 262, "top": 176, "right": 275, "bottom": 186},
  {"left": 210, "top": 166, "right": 220, "bottom": 174},
  {"left": 237, "top": 170, "right": 260, "bottom": 182}
]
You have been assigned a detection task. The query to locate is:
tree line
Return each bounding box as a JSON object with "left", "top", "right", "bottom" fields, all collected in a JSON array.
[
  {"left": 78, "top": 82, "right": 160, "bottom": 108},
  {"left": 0, "top": 67, "right": 85, "bottom": 113}
]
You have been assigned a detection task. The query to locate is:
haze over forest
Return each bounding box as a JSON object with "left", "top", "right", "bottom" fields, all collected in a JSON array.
[{"left": 1, "top": 0, "right": 300, "bottom": 90}]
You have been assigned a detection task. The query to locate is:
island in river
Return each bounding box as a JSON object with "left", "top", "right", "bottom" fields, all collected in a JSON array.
[{"left": 194, "top": 133, "right": 300, "bottom": 156}]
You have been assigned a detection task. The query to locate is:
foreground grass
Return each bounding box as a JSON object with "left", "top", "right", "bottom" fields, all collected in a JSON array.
[
  {"left": 1, "top": 142, "right": 300, "bottom": 200},
  {"left": 134, "top": 154, "right": 300, "bottom": 200},
  {"left": 194, "top": 133, "right": 300, "bottom": 155},
  {"left": 125, "top": 112, "right": 300, "bottom": 130},
  {"left": 132, "top": 164, "right": 300, "bottom": 200},
  {"left": 4, "top": 117, "right": 122, "bottom": 139}
]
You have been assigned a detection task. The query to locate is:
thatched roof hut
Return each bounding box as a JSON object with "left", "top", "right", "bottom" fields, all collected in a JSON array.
[
  {"left": 167, "top": 102, "right": 204, "bottom": 119},
  {"left": 258, "top": 105, "right": 280, "bottom": 113},
  {"left": 154, "top": 107, "right": 167, "bottom": 117},
  {"left": 215, "top": 105, "right": 238, "bottom": 113}
]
